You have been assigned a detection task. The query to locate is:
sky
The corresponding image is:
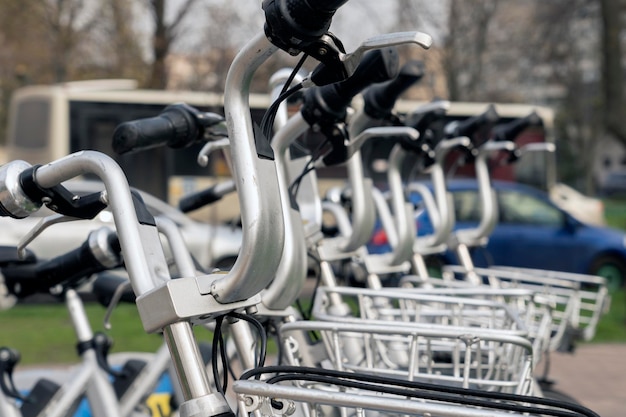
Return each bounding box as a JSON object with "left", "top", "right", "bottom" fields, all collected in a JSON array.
[{"left": 155, "top": 0, "right": 448, "bottom": 56}]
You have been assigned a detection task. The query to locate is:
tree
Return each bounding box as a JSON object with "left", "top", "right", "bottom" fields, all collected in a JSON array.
[
  {"left": 145, "top": 0, "right": 199, "bottom": 89},
  {"left": 443, "top": 0, "right": 499, "bottom": 101},
  {"left": 600, "top": 0, "right": 626, "bottom": 144}
]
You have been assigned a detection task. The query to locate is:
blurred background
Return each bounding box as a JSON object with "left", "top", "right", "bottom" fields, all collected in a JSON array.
[{"left": 1, "top": 0, "right": 626, "bottom": 197}]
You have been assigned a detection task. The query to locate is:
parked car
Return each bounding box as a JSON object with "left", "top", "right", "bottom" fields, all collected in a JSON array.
[
  {"left": 548, "top": 182, "right": 606, "bottom": 226},
  {"left": 0, "top": 180, "right": 242, "bottom": 271},
  {"left": 369, "top": 179, "right": 626, "bottom": 292},
  {"left": 599, "top": 170, "right": 626, "bottom": 197}
]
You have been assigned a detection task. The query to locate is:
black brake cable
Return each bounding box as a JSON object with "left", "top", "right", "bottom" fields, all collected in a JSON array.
[
  {"left": 261, "top": 54, "right": 308, "bottom": 140},
  {"left": 240, "top": 366, "right": 599, "bottom": 417},
  {"left": 211, "top": 315, "right": 228, "bottom": 395},
  {"left": 287, "top": 136, "right": 333, "bottom": 211},
  {"left": 266, "top": 373, "right": 585, "bottom": 417},
  {"left": 227, "top": 312, "right": 267, "bottom": 376}
]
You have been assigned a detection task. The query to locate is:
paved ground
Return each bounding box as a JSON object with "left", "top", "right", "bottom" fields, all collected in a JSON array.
[
  {"left": 16, "top": 343, "right": 625, "bottom": 416},
  {"left": 536, "top": 343, "right": 626, "bottom": 417}
]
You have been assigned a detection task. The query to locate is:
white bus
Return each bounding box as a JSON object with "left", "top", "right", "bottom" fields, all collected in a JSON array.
[
  {"left": 4, "top": 79, "right": 270, "bottom": 202},
  {"left": 4, "top": 79, "right": 604, "bottom": 225}
]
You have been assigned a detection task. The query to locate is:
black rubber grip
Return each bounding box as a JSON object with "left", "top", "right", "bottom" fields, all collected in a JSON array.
[
  {"left": 447, "top": 104, "right": 499, "bottom": 139},
  {"left": 2, "top": 238, "right": 121, "bottom": 299},
  {"left": 112, "top": 104, "right": 201, "bottom": 155},
  {"left": 363, "top": 60, "right": 425, "bottom": 119},
  {"left": 178, "top": 183, "right": 234, "bottom": 213},
  {"left": 263, "top": 0, "right": 349, "bottom": 45},
  {"left": 492, "top": 111, "right": 543, "bottom": 142},
  {"left": 302, "top": 48, "right": 399, "bottom": 125}
]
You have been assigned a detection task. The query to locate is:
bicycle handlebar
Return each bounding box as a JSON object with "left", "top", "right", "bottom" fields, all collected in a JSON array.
[
  {"left": 2, "top": 227, "right": 122, "bottom": 299},
  {"left": 262, "top": 0, "right": 349, "bottom": 54},
  {"left": 178, "top": 180, "right": 236, "bottom": 213},
  {"left": 112, "top": 103, "right": 224, "bottom": 155},
  {"left": 492, "top": 110, "right": 543, "bottom": 142},
  {"left": 445, "top": 104, "right": 500, "bottom": 140},
  {"left": 301, "top": 47, "right": 399, "bottom": 126},
  {"left": 299, "top": 48, "right": 400, "bottom": 166},
  {"left": 362, "top": 60, "right": 425, "bottom": 119}
]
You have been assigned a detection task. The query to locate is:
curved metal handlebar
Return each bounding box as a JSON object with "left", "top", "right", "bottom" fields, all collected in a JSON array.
[
  {"left": 455, "top": 141, "right": 516, "bottom": 246},
  {"left": 209, "top": 33, "right": 285, "bottom": 303},
  {"left": 33, "top": 151, "right": 168, "bottom": 296}
]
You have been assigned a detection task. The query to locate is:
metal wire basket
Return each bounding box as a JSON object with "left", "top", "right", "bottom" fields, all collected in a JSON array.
[
  {"left": 278, "top": 320, "right": 535, "bottom": 395},
  {"left": 384, "top": 282, "right": 556, "bottom": 361},
  {"left": 234, "top": 366, "right": 601, "bottom": 417},
  {"left": 438, "top": 265, "right": 610, "bottom": 351},
  {"left": 312, "top": 286, "right": 529, "bottom": 331}
]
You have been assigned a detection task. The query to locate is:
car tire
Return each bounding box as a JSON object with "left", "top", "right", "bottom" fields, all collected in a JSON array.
[{"left": 589, "top": 254, "right": 626, "bottom": 292}]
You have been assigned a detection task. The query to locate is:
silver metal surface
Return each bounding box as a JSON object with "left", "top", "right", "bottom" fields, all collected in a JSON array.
[
  {"left": 455, "top": 141, "right": 515, "bottom": 246},
  {"left": 341, "top": 31, "right": 433, "bottom": 76},
  {"left": 17, "top": 213, "right": 81, "bottom": 259},
  {"left": 88, "top": 227, "right": 122, "bottom": 269},
  {"left": 0, "top": 390, "right": 19, "bottom": 417},
  {"left": 163, "top": 322, "right": 212, "bottom": 400},
  {"left": 33, "top": 151, "right": 161, "bottom": 297},
  {"left": 197, "top": 138, "right": 230, "bottom": 167},
  {"left": 119, "top": 343, "right": 173, "bottom": 417},
  {"left": 155, "top": 215, "right": 197, "bottom": 277},
  {"left": 261, "top": 113, "right": 309, "bottom": 310},
  {"left": 341, "top": 154, "right": 376, "bottom": 252},
  {"left": 0, "top": 160, "right": 42, "bottom": 218},
  {"left": 209, "top": 32, "right": 285, "bottom": 303},
  {"left": 136, "top": 276, "right": 261, "bottom": 333},
  {"left": 236, "top": 379, "right": 536, "bottom": 417},
  {"left": 386, "top": 144, "right": 417, "bottom": 266}
]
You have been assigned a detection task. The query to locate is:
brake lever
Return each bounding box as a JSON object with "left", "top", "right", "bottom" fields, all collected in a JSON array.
[
  {"left": 345, "top": 32, "right": 432, "bottom": 72},
  {"left": 197, "top": 137, "right": 230, "bottom": 167},
  {"left": 306, "top": 31, "right": 433, "bottom": 86},
  {"left": 17, "top": 213, "right": 83, "bottom": 259},
  {"left": 103, "top": 279, "right": 133, "bottom": 330},
  {"left": 346, "top": 126, "right": 420, "bottom": 160}
]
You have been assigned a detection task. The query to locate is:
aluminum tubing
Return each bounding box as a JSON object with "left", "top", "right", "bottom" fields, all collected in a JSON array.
[
  {"left": 33, "top": 150, "right": 157, "bottom": 296},
  {"left": 211, "top": 32, "right": 285, "bottom": 303}
]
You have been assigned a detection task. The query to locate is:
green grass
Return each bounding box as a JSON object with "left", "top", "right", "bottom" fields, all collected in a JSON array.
[
  {"left": 603, "top": 198, "right": 626, "bottom": 230},
  {"left": 592, "top": 289, "right": 626, "bottom": 342},
  {"left": 4, "top": 197, "right": 626, "bottom": 365},
  {"left": 0, "top": 302, "right": 163, "bottom": 365},
  {"left": 589, "top": 198, "right": 626, "bottom": 342},
  {"left": 3, "top": 286, "right": 624, "bottom": 366}
]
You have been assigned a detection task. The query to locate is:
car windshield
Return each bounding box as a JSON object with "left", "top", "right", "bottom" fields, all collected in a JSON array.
[
  {"left": 452, "top": 190, "right": 482, "bottom": 222},
  {"left": 498, "top": 190, "right": 563, "bottom": 226}
]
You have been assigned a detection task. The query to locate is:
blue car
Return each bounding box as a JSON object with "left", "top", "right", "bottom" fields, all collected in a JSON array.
[{"left": 369, "top": 179, "right": 626, "bottom": 292}]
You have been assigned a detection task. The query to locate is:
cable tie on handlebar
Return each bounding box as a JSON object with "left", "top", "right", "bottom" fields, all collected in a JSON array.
[
  {"left": 130, "top": 190, "right": 157, "bottom": 227},
  {"left": 18, "top": 165, "right": 107, "bottom": 219},
  {"left": 253, "top": 122, "right": 275, "bottom": 160}
]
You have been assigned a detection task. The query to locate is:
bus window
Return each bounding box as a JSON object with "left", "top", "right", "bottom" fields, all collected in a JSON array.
[{"left": 13, "top": 99, "right": 51, "bottom": 149}]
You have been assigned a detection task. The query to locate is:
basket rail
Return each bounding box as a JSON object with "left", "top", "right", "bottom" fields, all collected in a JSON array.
[{"left": 279, "top": 320, "right": 535, "bottom": 395}]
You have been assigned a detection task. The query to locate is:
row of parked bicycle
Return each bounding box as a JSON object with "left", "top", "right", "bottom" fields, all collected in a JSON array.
[{"left": 0, "top": 1, "right": 611, "bottom": 417}]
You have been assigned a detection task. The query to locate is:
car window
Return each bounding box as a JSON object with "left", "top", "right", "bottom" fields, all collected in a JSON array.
[
  {"left": 498, "top": 190, "right": 563, "bottom": 226},
  {"left": 452, "top": 190, "right": 482, "bottom": 222}
]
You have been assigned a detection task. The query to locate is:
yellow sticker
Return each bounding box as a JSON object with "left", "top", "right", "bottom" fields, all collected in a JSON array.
[{"left": 145, "top": 393, "right": 172, "bottom": 417}]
